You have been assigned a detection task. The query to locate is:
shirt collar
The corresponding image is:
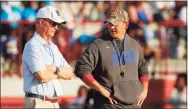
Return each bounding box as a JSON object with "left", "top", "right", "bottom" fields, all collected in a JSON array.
[{"left": 34, "top": 32, "right": 53, "bottom": 45}]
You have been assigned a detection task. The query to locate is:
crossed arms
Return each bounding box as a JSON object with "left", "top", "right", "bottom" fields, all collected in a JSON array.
[{"left": 35, "top": 65, "right": 73, "bottom": 82}]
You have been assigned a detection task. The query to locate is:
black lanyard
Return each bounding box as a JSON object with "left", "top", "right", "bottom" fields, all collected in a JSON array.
[{"left": 112, "top": 36, "right": 126, "bottom": 77}]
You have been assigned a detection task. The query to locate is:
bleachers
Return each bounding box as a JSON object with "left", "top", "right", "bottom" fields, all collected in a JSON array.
[{"left": 1, "top": 1, "right": 187, "bottom": 109}]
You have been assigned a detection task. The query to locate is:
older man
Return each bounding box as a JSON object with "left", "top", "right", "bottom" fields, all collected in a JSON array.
[
  {"left": 74, "top": 8, "right": 149, "bottom": 109},
  {"left": 22, "top": 5, "right": 73, "bottom": 108}
]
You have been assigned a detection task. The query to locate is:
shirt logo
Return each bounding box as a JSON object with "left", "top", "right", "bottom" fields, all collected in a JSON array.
[
  {"left": 112, "top": 50, "right": 136, "bottom": 65},
  {"left": 56, "top": 10, "right": 60, "bottom": 16}
]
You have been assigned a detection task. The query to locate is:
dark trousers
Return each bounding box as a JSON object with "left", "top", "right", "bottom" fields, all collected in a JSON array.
[
  {"left": 93, "top": 103, "right": 141, "bottom": 109},
  {"left": 92, "top": 92, "right": 141, "bottom": 109}
]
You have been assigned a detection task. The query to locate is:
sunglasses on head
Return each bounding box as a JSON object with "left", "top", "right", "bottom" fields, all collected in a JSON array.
[{"left": 42, "top": 19, "right": 60, "bottom": 28}]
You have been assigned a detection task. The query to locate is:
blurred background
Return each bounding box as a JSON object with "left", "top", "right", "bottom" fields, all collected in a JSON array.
[{"left": 0, "top": 1, "right": 187, "bottom": 109}]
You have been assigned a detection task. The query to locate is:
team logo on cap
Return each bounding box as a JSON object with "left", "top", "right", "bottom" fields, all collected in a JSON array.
[{"left": 56, "top": 10, "right": 60, "bottom": 16}]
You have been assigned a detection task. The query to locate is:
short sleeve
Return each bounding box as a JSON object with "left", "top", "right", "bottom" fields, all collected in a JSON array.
[{"left": 23, "top": 44, "right": 46, "bottom": 74}]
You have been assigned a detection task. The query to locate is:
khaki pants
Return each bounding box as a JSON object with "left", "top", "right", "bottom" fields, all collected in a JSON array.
[{"left": 23, "top": 97, "right": 59, "bottom": 109}]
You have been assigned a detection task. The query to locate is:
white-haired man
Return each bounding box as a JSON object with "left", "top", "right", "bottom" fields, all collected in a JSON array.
[{"left": 22, "top": 5, "right": 73, "bottom": 108}]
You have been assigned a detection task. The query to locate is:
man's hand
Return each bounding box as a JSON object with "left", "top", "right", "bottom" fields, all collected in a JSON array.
[
  {"left": 35, "top": 65, "right": 57, "bottom": 82},
  {"left": 137, "top": 89, "right": 148, "bottom": 106},
  {"left": 82, "top": 78, "right": 117, "bottom": 104},
  {"left": 46, "top": 65, "right": 56, "bottom": 73},
  {"left": 58, "top": 67, "right": 73, "bottom": 80},
  {"left": 99, "top": 87, "right": 117, "bottom": 104},
  {"left": 46, "top": 65, "right": 73, "bottom": 80}
]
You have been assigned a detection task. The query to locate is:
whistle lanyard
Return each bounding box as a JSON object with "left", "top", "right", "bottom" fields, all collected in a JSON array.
[{"left": 112, "top": 36, "right": 126, "bottom": 77}]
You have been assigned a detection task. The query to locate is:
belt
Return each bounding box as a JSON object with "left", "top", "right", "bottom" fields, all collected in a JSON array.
[{"left": 25, "top": 93, "right": 58, "bottom": 103}]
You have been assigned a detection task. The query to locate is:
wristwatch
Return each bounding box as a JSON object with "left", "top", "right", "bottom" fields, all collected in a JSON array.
[{"left": 55, "top": 66, "right": 60, "bottom": 75}]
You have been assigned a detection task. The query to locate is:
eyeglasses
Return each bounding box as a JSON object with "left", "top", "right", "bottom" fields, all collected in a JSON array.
[{"left": 42, "top": 18, "right": 60, "bottom": 28}]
